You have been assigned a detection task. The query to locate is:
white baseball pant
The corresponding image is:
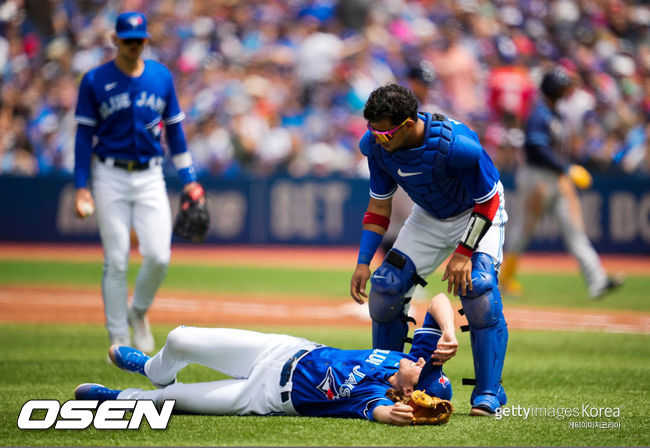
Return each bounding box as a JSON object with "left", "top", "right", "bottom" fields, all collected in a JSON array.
[
  {"left": 393, "top": 181, "right": 508, "bottom": 286},
  {"left": 118, "top": 326, "right": 319, "bottom": 415},
  {"left": 91, "top": 158, "right": 171, "bottom": 340},
  {"left": 507, "top": 166, "right": 607, "bottom": 296}
]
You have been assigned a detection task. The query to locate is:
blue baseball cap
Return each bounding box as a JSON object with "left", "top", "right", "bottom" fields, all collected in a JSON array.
[
  {"left": 414, "top": 360, "right": 452, "bottom": 400},
  {"left": 115, "top": 12, "right": 150, "bottom": 39}
]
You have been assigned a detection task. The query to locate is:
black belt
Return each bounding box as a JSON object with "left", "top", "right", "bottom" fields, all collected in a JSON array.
[
  {"left": 279, "top": 346, "right": 324, "bottom": 404},
  {"left": 99, "top": 156, "right": 157, "bottom": 171},
  {"left": 279, "top": 349, "right": 308, "bottom": 388}
]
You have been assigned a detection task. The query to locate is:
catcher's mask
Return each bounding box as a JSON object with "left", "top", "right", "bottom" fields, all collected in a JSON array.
[{"left": 415, "top": 360, "right": 452, "bottom": 400}]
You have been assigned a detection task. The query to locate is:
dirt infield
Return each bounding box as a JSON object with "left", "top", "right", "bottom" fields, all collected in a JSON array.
[
  {"left": 1, "top": 242, "right": 649, "bottom": 273},
  {"left": 1, "top": 244, "right": 649, "bottom": 334},
  {"left": 1, "top": 284, "right": 648, "bottom": 334}
]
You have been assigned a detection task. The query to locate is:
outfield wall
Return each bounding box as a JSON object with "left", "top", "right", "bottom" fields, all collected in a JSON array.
[{"left": 1, "top": 173, "right": 649, "bottom": 253}]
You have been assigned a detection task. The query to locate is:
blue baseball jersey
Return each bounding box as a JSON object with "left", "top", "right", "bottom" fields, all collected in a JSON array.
[
  {"left": 360, "top": 113, "right": 500, "bottom": 218},
  {"left": 74, "top": 60, "right": 184, "bottom": 176},
  {"left": 524, "top": 99, "right": 570, "bottom": 173},
  {"left": 290, "top": 314, "right": 451, "bottom": 421}
]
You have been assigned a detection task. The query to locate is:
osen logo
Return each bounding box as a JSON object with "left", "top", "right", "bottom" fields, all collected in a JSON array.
[{"left": 17, "top": 399, "right": 174, "bottom": 430}]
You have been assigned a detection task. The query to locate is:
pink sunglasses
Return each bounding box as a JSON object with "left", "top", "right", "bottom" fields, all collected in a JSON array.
[{"left": 367, "top": 117, "right": 412, "bottom": 143}]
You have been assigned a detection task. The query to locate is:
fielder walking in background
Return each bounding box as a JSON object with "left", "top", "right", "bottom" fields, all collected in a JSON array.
[
  {"left": 75, "top": 293, "right": 457, "bottom": 426},
  {"left": 73, "top": 12, "right": 204, "bottom": 353},
  {"left": 499, "top": 67, "right": 622, "bottom": 299},
  {"left": 350, "top": 84, "right": 508, "bottom": 416}
]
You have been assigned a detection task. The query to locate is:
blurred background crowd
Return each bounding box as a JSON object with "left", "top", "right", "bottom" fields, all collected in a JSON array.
[{"left": 0, "top": 0, "right": 649, "bottom": 179}]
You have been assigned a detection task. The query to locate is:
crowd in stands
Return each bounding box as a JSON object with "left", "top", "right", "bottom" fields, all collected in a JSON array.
[{"left": 0, "top": 0, "right": 648, "bottom": 179}]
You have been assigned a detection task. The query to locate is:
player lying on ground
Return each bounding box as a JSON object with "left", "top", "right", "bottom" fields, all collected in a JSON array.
[{"left": 75, "top": 294, "right": 457, "bottom": 426}]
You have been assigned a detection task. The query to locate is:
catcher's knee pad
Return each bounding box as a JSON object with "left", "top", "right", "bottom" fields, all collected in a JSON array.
[
  {"left": 369, "top": 249, "right": 425, "bottom": 322},
  {"left": 369, "top": 249, "right": 426, "bottom": 351}
]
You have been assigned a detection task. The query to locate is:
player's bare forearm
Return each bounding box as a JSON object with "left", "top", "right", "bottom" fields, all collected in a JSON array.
[
  {"left": 372, "top": 403, "right": 414, "bottom": 426},
  {"left": 363, "top": 197, "right": 392, "bottom": 234},
  {"left": 427, "top": 293, "right": 455, "bottom": 335},
  {"left": 350, "top": 263, "right": 371, "bottom": 304},
  {"left": 441, "top": 252, "right": 472, "bottom": 296},
  {"left": 427, "top": 293, "right": 459, "bottom": 364}
]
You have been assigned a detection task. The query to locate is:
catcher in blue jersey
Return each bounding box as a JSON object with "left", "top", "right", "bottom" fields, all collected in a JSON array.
[
  {"left": 73, "top": 12, "right": 205, "bottom": 354},
  {"left": 74, "top": 293, "right": 457, "bottom": 426},
  {"left": 350, "top": 84, "right": 508, "bottom": 416}
]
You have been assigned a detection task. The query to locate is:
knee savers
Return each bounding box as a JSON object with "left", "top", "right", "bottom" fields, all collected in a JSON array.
[
  {"left": 369, "top": 249, "right": 426, "bottom": 323},
  {"left": 459, "top": 252, "right": 504, "bottom": 329},
  {"left": 369, "top": 249, "right": 426, "bottom": 351}
]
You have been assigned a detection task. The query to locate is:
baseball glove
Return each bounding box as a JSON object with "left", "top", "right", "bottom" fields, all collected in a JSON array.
[
  {"left": 173, "top": 184, "right": 209, "bottom": 242},
  {"left": 568, "top": 164, "right": 592, "bottom": 189},
  {"left": 407, "top": 390, "right": 454, "bottom": 425}
]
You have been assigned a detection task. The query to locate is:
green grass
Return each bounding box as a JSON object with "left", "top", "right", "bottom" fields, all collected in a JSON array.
[
  {"left": 1, "top": 257, "right": 649, "bottom": 446},
  {"left": 0, "top": 259, "right": 648, "bottom": 310},
  {"left": 0, "top": 324, "right": 648, "bottom": 446}
]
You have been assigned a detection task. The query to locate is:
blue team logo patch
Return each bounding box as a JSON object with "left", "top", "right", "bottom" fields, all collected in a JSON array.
[
  {"left": 128, "top": 16, "right": 143, "bottom": 28},
  {"left": 316, "top": 367, "right": 340, "bottom": 400},
  {"left": 438, "top": 374, "right": 450, "bottom": 389}
]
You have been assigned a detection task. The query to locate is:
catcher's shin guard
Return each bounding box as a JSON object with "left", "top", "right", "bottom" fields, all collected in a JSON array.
[
  {"left": 369, "top": 249, "right": 426, "bottom": 351},
  {"left": 460, "top": 253, "right": 509, "bottom": 413}
]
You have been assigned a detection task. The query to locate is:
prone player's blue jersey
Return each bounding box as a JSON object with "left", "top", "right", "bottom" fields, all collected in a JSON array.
[
  {"left": 360, "top": 113, "right": 500, "bottom": 218},
  {"left": 290, "top": 315, "right": 451, "bottom": 421},
  {"left": 74, "top": 60, "right": 184, "bottom": 162}
]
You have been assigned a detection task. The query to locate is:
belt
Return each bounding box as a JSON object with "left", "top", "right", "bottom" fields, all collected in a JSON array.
[
  {"left": 99, "top": 156, "right": 161, "bottom": 171},
  {"left": 279, "top": 345, "right": 323, "bottom": 404}
]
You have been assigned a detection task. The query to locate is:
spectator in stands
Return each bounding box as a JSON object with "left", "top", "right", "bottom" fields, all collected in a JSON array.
[{"left": 0, "top": 0, "right": 647, "bottom": 179}]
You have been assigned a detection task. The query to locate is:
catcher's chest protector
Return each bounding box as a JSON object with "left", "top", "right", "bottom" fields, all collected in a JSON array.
[{"left": 371, "top": 114, "right": 475, "bottom": 219}]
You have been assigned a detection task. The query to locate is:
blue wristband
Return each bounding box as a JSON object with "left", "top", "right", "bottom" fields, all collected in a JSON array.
[
  {"left": 357, "top": 229, "right": 383, "bottom": 265},
  {"left": 178, "top": 165, "right": 197, "bottom": 185}
]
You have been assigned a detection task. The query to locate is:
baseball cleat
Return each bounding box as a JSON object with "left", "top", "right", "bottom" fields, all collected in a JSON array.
[
  {"left": 109, "top": 344, "right": 150, "bottom": 376},
  {"left": 74, "top": 383, "right": 121, "bottom": 402},
  {"left": 106, "top": 335, "right": 131, "bottom": 364},
  {"left": 470, "top": 394, "right": 502, "bottom": 417},
  {"left": 590, "top": 276, "right": 624, "bottom": 300},
  {"left": 128, "top": 307, "right": 155, "bottom": 353},
  {"left": 109, "top": 344, "right": 176, "bottom": 388}
]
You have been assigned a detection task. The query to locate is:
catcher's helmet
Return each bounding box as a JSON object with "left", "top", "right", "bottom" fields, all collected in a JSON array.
[{"left": 540, "top": 67, "right": 571, "bottom": 100}]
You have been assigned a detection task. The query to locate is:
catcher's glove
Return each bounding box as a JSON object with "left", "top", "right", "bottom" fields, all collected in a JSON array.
[
  {"left": 173, "top": 184, "right": 209, "bottom": 243},
  {"left": 406, "top": 390, "right": 454, "bottom": 425}
]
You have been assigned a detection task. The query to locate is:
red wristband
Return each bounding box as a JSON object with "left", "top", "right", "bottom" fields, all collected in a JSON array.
[
  {"left": 454, "top": 244, "right": 474, "bottom": 257},
  {"left": 363, "top": 212, "right": 390, "bottom": 231}
]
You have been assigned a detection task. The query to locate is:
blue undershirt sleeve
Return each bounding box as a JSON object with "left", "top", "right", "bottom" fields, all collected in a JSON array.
[{"left": 74, "top": 124, "right": 95, "bottom": 189}]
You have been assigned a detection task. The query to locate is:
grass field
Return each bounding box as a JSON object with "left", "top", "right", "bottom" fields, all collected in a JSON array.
[{"left": 1, "top": 252, "right": 649, "bottom": 446}]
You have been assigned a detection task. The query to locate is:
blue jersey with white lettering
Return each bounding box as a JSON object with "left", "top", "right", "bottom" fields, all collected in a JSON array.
[
  {"left": 290, "top": 314, "right": 451, "bottom": 420},
  {"left": 74, "top": 59, "right": 184, "bottom": 162},
  {"left": 360, "top": 113, "right": 500, "bottom": 218}
]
